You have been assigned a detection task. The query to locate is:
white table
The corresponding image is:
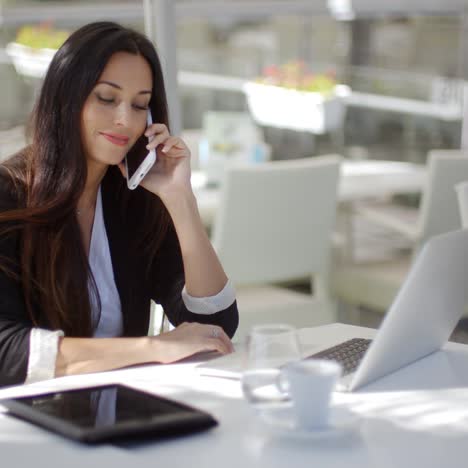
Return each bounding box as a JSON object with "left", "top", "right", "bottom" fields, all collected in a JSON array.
[
  {"left": 1, "top": 323, "right": 468, "bottom": 468},
  {"left": 192, "top": 160, "right": 426, "bottom": 227}
]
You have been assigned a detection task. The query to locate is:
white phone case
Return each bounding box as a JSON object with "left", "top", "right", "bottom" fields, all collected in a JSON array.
[{"left": 125, "top": 110, "right": 157, "bottom": 190}]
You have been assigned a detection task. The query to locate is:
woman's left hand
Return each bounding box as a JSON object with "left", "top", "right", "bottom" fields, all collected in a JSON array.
[{"left": 119, "top": 123, "right": 192, "bottom": 201}]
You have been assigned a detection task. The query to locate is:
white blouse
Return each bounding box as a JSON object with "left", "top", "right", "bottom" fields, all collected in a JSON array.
[
  {"left": 25, "top": 187, "right": 236, "bottom": 384},
  {"left": 88, "top": 186, "right": 123, "bottom": 338}
]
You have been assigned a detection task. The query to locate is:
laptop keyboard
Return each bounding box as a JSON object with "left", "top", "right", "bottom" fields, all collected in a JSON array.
[{"left": 306, "top": 338, "right": 372, "bottom": 376}]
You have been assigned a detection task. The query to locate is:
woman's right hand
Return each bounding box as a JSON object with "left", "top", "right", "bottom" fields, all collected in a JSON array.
[{"left": 150, "top": 322, "right": 235, "bottom": 364}]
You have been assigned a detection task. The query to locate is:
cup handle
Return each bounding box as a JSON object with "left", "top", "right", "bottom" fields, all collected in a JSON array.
[{"left": 277, "top": 371, "right": 291, "bottom": 399}]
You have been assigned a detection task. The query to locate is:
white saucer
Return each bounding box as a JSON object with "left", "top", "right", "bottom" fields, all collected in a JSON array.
[{"left": 259, "top": 405, "right": 359, "bottom": 440}]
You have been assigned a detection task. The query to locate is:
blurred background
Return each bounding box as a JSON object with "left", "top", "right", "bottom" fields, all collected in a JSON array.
[{"left": 1, "top": 0, "right": 467, "bottom": 161}]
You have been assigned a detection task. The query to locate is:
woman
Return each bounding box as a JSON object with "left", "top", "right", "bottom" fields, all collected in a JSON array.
[{"left": 0, "top": 22, "right": 238, "bottom": 387}]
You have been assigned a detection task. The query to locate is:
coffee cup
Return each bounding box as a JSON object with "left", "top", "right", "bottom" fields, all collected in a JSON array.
[{"left": 283, "top": 359, "right": 342, "bottom": 430}]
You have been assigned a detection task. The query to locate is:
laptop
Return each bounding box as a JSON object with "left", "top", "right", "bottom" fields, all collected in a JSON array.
[{"left": 197, "top": 229, "right": 468, "bottom": 392}]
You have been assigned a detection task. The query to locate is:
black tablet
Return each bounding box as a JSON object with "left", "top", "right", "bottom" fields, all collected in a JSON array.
[{"left": 1, "top": 384, "right": 217, "bottom": 444}]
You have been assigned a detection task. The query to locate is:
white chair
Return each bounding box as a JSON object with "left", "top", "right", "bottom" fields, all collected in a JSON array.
[
  {"left": 354, "top": 150, "right": 468, "bottom": 248},
  {"left": 211, "top": 155, "right": 342, "bottom": 342},
  {"left": 332, "top": 150, "right": 468, "bottom": 322}
]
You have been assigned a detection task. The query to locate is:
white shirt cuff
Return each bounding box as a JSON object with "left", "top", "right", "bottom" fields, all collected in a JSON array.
[
  {"left": 25, "top": 328, "right": 64, "bottom": 384},
  {"left": 181, "top": 279, "right": 236, "bottom": 315}
]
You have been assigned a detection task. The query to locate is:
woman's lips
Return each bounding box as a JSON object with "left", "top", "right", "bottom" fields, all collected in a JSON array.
[{"left": 100, "top": 132, "right": 129, "bottom": 147}]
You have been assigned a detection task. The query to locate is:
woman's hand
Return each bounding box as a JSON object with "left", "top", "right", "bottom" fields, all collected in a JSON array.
[
  {"left": 150, "top": 322, "right": 235, "bottom": 364},
  {"left": 119, "top": 123, "right": 192, "bottom": 202}
]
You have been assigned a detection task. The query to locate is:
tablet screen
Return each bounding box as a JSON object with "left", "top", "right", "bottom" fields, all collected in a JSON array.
[{"left": 3, "top": 384, "right": 217, "bottom": 442}]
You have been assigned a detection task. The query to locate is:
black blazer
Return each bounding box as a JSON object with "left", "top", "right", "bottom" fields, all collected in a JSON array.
[{"left": 0, "top": 165, "right": 238, "bottom": 387}]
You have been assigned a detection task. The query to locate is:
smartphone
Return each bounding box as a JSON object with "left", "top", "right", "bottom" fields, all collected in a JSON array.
[{"left": 125, "top": 110, "right": 157, "bottom": 190}]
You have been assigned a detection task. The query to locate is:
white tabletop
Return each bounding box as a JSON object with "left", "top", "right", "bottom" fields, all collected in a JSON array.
[
  {"left": 338, "top": 160, "right": 426, "bottom": 201},
  {"left": 192, "top": 160, "right": 426, "bottom": 227},
  {"left": 0, "top": 323, "right": 467, "bottom": 468}
]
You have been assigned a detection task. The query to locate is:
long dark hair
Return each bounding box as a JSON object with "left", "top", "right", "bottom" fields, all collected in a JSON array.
[{"left": 0, "top": 22, "right": 171, "bottom": 336}]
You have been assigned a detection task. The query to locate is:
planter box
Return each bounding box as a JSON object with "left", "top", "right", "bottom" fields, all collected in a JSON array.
[
  {"left": 6, "top": 42, "right": 56, "bottom": 79},
  {"left": 243, "top": 81, "right": 350, "bottom": 134}
]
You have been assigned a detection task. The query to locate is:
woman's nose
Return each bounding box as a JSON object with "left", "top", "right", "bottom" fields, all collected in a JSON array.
[{"left": 114, "top": 104, "right": 132, "bottom": 127}]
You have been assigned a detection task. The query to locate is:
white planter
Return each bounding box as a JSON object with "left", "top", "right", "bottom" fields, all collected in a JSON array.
[
  {"left": 243, "top": 81, "right": 350, "bottom": 134},
  {"left": 6, "top": 42, "right": 56, "bottom": 79}
]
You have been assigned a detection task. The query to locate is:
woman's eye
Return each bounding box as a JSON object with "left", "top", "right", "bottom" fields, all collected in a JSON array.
[
  {"left": 133, "top": 104, "right": 149, "bottom": 111},
  {"left": 96, "top": 94, "right": 114, "bottom": 104}
]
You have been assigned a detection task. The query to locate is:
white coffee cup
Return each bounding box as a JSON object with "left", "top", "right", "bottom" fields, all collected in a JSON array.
[
  {"left": 455, "top": 181, "right": 468, "bottom": 229},
  {"left": 283, "top": 359, "right": 342, "bottom": 430}
]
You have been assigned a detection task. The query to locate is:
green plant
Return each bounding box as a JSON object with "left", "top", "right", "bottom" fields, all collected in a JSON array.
[
  {"left": 256, "top": 61, "right": 337, "bottom": 95},
  {"left": 15, "top": 23, "right": 69, "bottom": 50}
]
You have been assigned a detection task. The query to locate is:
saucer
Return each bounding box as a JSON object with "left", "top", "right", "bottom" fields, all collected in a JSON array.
[{"left": 259, "top": 405, "right": 359, "bottom": 440}]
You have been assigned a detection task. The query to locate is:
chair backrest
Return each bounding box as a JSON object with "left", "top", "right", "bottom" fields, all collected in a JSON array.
[
  {"left": 418, "top": 150, "right": 468, "bottom": 247},
  {"left": 211, "top": 155, "right": 342, "bottom": 286}
]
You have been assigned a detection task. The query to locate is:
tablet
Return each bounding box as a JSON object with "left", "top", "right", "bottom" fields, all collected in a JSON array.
[{"left": 2, "top": 384, "right": 217, "bottom": 443}]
